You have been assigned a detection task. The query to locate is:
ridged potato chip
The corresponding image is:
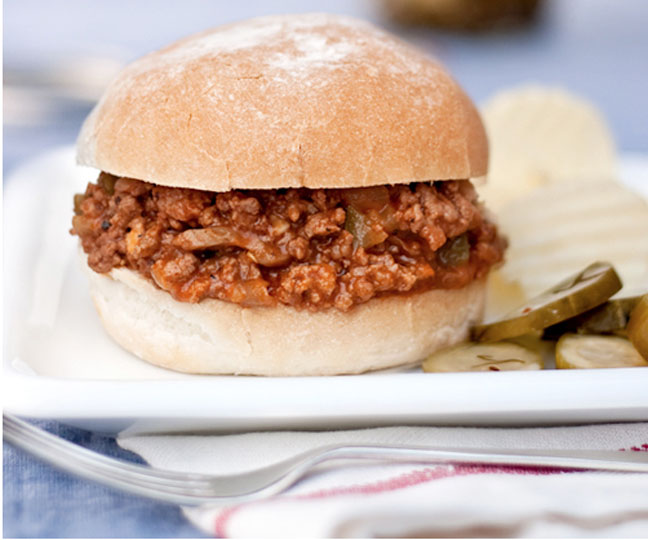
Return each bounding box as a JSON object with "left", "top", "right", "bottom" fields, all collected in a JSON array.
[
  {"left": 496, "top": 179, "right": 648, "bottom": 298},
  {"left": 479, "top": 86, "right": 617, "bottom": 209},
  {"left": 483, "top": 269, "right": 528, "bottom": 321}
]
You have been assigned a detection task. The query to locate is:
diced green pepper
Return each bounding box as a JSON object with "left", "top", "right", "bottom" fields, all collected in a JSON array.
[
  {"left": 438, "top": 234, "right": 470, "bottom": 267},
  {"left": 344, "top": 206, "right": 387, "bottom": 249}
]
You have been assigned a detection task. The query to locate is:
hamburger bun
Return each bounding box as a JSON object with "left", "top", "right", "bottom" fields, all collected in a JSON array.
[
  {"left": 77, "top": 13, "right": 487, "bottom": 191},
  {"left": 75, "top": 14, "right": 494, "bottom": 376},
  {"left": 83, "top": 252, "right": 486, "bottom": 375}
]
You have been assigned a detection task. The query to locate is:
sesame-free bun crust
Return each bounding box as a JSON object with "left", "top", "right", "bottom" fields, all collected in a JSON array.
[
  {"left": 77, "top": 14, "right": 487, "bottom": 191},
  {"left": 83, "top": 257, "right": 486, "bottom": 376}
]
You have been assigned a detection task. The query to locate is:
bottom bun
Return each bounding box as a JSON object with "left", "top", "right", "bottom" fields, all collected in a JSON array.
[{"left": 82, "top": 256, "right": 486, "bottom": 376}]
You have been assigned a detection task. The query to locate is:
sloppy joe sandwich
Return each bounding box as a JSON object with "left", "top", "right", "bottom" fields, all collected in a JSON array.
[{"left": 71, "top": 14, "right": 506, "bottom": 375}]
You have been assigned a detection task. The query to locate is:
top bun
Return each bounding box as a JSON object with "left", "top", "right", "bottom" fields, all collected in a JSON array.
[{"left": 77, "top": 14, "right": 487, "bottom": 191}]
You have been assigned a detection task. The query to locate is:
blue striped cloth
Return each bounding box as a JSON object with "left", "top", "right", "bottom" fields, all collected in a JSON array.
[{"left": 3, "top": 420, "right": 208, "bottom": 538}]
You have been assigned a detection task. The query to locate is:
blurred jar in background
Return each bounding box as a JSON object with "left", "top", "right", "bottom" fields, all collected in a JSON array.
[{"left": 382, "top": 0, "right": 542, "bottom": 31}]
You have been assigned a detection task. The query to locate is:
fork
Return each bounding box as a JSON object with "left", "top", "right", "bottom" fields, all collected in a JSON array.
[{"left": 4, "top": 414, "right": 648, "bottom": 506}]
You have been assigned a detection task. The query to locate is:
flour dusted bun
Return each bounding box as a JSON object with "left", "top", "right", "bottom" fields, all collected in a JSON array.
[
  {"left": 75, "top": 14, "right": 495, "bottom": 376},
  {"left": 83, "top": 255, "right": 486, "bottom": 376},
  {"left": 77, "top": 13, "right": 487, "bottom": 191}
]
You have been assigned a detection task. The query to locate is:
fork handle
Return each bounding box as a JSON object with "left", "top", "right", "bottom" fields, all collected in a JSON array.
[{"left": 318, "top": 445, "right": 648, "bottom": 473}]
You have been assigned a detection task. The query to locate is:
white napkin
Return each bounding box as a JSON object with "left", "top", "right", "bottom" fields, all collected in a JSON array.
[{"left": 118, "top": 423, "right": 648, "bottom": 538}]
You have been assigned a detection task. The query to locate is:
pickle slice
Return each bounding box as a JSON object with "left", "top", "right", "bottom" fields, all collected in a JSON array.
[
  {"left": 543, "top": 296, "right": 641, "bottom": 339},
  {"left": 556, "top": 334, "right": 647, "bottom": 369},
  {"left": 627, "top": 295, "right": 648, "bottom": 360},
  {"left": 473, "top": 262, "right": 622, "bottom": 342},
  {"left": 422, "top": 341, "right": 543, "bottom": 373}
]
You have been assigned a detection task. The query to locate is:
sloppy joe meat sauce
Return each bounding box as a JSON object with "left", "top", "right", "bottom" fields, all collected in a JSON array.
[{"left": 71, "top": 174, "right": 506, "bottom": 311}]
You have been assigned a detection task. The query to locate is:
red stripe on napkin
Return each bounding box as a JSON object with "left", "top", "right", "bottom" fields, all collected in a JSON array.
[
  {"left": 298, "top": 463, "right": 564, "bottom": 500},
  {"left": 213, "top": 462, "right": 567, "bottom": 537},
  {"left": 619, "top": 444, "right": 648, "bottom": 452}
]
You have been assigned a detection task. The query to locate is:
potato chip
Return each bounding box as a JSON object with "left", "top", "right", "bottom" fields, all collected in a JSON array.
[
  {"left": 483, "top": 269, "right": 528, "bottom": 321},
  {"left": 479, "top": 86, "right": 617, "bottom": 209},
  {"left": 496, "top": 179, "right": 648, "bottom": 298}
]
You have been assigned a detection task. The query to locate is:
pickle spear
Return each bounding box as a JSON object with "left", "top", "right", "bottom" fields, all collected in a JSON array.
[
  {"left": 473, "top": 262, "right": 622, "bottom": 342},
  {"left": 422, "top": 341, "right": 543, "bottom": 373},
  {"left": 543, "top": 296, "right": 641, "bottom": 338},
  {"left": 627, "top": 295, "right": 648, "bottom": 360},
  {"left": 556, "top": 334, "right": 648, "bottom": 369}
]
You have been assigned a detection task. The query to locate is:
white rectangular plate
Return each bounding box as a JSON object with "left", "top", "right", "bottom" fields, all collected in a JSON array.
[{"left": 5, "top": 147, "right": 648, "bottom": 435}]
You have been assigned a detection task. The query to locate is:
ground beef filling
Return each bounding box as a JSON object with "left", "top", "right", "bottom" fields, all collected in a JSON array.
[{"left": 71, "top": 174, "right": 506, "bottom": 311}]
